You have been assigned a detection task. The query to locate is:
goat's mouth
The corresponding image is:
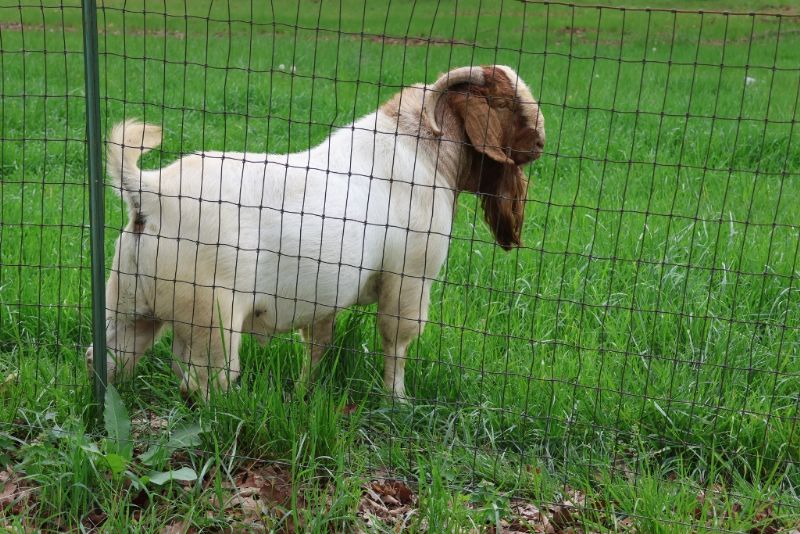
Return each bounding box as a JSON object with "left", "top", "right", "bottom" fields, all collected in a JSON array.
[
  {"left": 509, "top": 144, "right": 544, "bottom": 163},
  {"left": 529, "top": 137, "right": 546, "bottom": 161},
  {"left": 532, "top": 137, "right": 546, "bottom": 160}
]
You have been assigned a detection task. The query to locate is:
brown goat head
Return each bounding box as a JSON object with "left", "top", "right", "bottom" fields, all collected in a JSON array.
[{"left": 432, "top": 65, "right": 545, "bottom": 250}]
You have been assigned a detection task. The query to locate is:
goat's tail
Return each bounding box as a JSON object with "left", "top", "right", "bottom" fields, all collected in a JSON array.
[{"left": 107, "top": 120, "right": 163, "bottom": 200}]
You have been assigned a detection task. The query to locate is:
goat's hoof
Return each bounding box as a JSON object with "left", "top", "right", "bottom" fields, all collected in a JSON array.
[
  {"left": 293, "top": 376, "right": 315, "bottom": 402},
  {"left": 386, "top": 389, "right": 409, "bottom": 404},
  {"left": 85, "top": 346, "right": 94, "bottom": 377},
  {"left": 178, "top": 382, "right": 200, "bottom": 409}
]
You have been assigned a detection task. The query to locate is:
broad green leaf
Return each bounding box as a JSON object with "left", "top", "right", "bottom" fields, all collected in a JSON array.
[
  {"left": 49, "top": 424, "right": 70, "bottom": 440},
  {"left": 80, "top": 442, "right": 102, "bottom": 455},
  {"left": 124, "top": 471, "right": 150, "bottom": 492},
  {"left": 104, "top": 384, "right": 132, "bottom": 458},
  {"left": 167, "top": 424, "right": 203, "bottom": 449},
  {"left": 139, "top": 423, "right": 203, "bottom": 466},
  {"left": 103, "top": 453, "right": 129, "bottom": 476},
  {"left": 0, "top": 432, "right": 18, "bottom": 450},
  {"left": 138, "top": 444, "right": 165, "bottom": 467},
  {"left": 148, "top": 466, "right": 198, "bottom": 486}
]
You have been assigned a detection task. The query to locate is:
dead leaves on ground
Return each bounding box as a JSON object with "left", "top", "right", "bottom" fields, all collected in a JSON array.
[
  {"left": 357, "top": 479, "right": 798, "bottom": 534},
  {"left": 359, "top": 478, "right": 600, "bottom": 533},
  {"left": 502, "top": 502, "right": 552, "bottom": 533},
  {"left": 4, "top": 455, "right": 798, "bottom": 533},
  {"left": 160, "top": 521, "right": 196, "bottom": 534},
  {"left": 207, "top": 461, "right": 306, "bottom": 532},
  {"left": 0, "top": 466, "right": 34, "bottom": 517},
  {"left": 695, "top": 484, "right": 793, "bottom": 534},
  {"left": 490, "top": 487, "right": 596, "bottom": 534},
  {"left": 130, "top": 413, "right": 169, "bottom": 441},
  {"left": 359, "top": 478, "right": 417, "bottom": 530},
  {"left": 209, "top": 468, "right": 800, "bottom": 534}
]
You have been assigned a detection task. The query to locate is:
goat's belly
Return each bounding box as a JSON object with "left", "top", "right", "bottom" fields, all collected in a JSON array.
[
  {"left": 250, "top": 250, "right": 376, "bottom": 332},
  {"left": 247, "top": 208, "right": 384, "bottom": 331}
]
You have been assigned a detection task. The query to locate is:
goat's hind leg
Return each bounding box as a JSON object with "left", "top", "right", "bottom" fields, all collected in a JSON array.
[
  {"left": 85, "top": 258, "right": 162, "bottom": 383},
  {"left": 172, "top": 289, "right": 244, "bottom": 400},
  {"left": 299, "top": 313, "right": 336, "bottom": 385}
]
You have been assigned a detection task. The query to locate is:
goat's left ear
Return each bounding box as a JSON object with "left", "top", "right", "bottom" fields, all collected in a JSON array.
[{"left": 460, "top": 97, "right": 516, "bottom": 165}]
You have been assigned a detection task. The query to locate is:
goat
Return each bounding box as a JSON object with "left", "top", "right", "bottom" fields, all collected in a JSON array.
[{"left": 86, "top": 65, "right": 545, "bottom": 400}]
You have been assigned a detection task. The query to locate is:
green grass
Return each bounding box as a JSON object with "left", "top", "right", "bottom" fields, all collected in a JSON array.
[{"left": 1, "top": 0, "right": 799, "bottom": 531}]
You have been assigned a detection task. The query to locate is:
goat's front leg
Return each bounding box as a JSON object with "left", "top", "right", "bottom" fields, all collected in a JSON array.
[
  {"left": 378, "top": 273, "right": 432, "bottom": 401},
  {"left": 299, "top": 314, "right": 336, "bottom": 385}
]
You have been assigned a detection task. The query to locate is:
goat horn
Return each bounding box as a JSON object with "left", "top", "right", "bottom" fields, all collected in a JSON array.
[{"left": 424, "top": 66, "right": 485, "bottom": 136}]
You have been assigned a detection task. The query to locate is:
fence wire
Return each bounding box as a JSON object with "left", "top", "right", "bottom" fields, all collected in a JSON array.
[{"left": 0, "top": 1, "right": 798, "bottom": 531}]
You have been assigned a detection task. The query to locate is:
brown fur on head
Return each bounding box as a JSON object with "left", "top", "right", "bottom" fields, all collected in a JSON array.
[{"left": 437, "top": 65, "right": 545, "bottom": 250}]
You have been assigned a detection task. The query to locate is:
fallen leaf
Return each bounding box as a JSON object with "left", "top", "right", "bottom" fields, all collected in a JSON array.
[
  {"left": 214, "top": 461, "right": 310, "bottom": 532},
  {"left": 549, "top": 503, "right": 575, "bottom": 530},
  {"left": 358, "top": 478, "right": 417, "bottom": 530},
  {"left": 371, "top": 480, "right": 415, "bottom": 506},
  {"left": 160, "top": 520, "right": 199, "bottom": 534},
  {"left": 80, "top": 508, "right": 107, "bottom": 531},
  {"left": 0, "top": 372, "right": 17, "bottom": 391},
  {"left": 617, "top": 516, "right": 636, "bottom": 532},
  {"left": 0, "top": 467, "right": 34, "bottom": 515},
  {"left": 749, "top": 504, "right": 783, "bottom": 534}
]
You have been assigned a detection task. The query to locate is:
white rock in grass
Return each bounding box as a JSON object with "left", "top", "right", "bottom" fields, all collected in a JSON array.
[
  {"left": 278, "top": 63, "right": 286, "bottom": 71},
  {"left": 291, "top": 65, "right": 297, "bottom": 74},
  {"left": 746, "top": 76, "right": 757, "bottom": 85}
]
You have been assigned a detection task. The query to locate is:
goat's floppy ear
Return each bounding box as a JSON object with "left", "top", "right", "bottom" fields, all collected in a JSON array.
[{"left": 461, "top": 97, "right": 515, "bottom": 165}]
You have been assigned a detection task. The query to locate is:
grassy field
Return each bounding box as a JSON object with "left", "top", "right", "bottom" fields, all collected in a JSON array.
[{"left": 1, "top": 0, "right": 799, "bottom": 531}]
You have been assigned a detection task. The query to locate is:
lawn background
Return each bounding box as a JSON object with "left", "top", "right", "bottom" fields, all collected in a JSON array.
[{"left": 0, "top": 0, "right": 798, "bottom": 531}]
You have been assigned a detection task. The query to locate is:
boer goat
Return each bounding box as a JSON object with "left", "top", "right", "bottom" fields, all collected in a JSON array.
[{"left": 86, "top": 65, "right": 545, "bottom": 400}]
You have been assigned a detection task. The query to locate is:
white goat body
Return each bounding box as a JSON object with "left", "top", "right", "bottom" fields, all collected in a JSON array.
[{"left": 89, "top": 65, "right": 545, "bottom": 400}]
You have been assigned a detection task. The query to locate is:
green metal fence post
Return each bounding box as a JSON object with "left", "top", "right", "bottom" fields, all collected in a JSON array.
[{"left": 81, "top": 0, "right": 106, "bottom": 419}]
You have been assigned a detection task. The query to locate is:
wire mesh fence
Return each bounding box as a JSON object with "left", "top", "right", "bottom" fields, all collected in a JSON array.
[{"left": 1, "top": 0, "right": 798, "bottom": 531}]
